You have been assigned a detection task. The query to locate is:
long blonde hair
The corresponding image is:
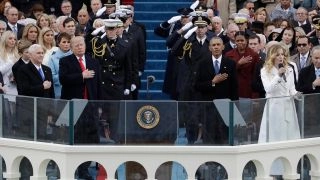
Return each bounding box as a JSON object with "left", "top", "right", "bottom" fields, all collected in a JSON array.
[
  {"left": 39, "top": 27, "right": 56, "bottom": 51},
  {"left": 21, "top": 24, "right": 40, "bottom": 44},
  {"left": 264, "top": 43, "right": 289, "bottom": 73},
  {"left": 0, "top": 30, "right": 19, "bottom": 61}
]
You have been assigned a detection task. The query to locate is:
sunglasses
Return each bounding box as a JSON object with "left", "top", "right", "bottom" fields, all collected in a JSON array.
[{"left": 297, "top": 43, "right": 308, "bottom": 47}]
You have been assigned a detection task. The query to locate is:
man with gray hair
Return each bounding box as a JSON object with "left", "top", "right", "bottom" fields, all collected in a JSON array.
[{"left": 17, "top": 44, "right": 54, "bottom": 98}]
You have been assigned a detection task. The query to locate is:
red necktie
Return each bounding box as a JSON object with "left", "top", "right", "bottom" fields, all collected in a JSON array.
[{"left": 78, "top": 57, "right": 88, "bottom": 99}]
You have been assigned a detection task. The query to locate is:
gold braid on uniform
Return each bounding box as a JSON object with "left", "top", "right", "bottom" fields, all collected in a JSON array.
[
  {"left": 178, "top": 41, "right": 192, "bottom": 60},
  {"left": 92, "top": 37, "right": 107, "bottom": 58}
]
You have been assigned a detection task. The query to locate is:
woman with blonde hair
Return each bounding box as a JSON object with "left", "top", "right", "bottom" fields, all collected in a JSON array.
[
  {"left": 0, "top": 30, "right": 19, "bottom": 135},
  {"left": 48, "top": 15, "right": 59, "bottom": 35},
  {"left": 21, "top": 24, "right": 40, "bottom": 44},
  {"left": 258, "top": 43, "right": 300, "bottom": 178},
  {"left": 36, "top": 13, "right": 51, "bottom": 29},
  {"left": 254, "top": 7, "right": 269, "bottom": 23},
  {"left": 39, "top": 27, "right": 58, "bottom": 65},
  {"left": 0, "top": 31, "right": 19, "bottom": 95}
]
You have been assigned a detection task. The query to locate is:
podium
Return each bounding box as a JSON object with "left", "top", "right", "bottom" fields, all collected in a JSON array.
[{"left": 117, "top": 101, "right": 178, "bottom": 144}]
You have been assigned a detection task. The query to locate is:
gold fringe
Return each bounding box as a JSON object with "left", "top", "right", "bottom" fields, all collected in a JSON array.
[{"left": 91, "top": 37, "right": 106, "bottom": 58}]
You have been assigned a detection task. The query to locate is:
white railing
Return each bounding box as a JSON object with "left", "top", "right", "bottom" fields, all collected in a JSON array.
[{"left": 1, "top": 137, "right": 320, "bottom": 180}]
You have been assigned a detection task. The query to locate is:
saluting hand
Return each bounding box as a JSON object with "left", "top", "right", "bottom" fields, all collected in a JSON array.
[
  {"left": 82, "top": 69, "right": 95, "bottom": 79},
  {"left": 43, "top": 81, "right": 51, "bottom": 89}
]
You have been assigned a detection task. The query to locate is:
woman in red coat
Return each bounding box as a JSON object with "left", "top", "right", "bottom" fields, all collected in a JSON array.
[{"left": 225, "top": 31, "right": 260, "bottom": 98}]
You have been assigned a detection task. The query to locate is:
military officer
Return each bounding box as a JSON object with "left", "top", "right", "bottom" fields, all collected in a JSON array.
[{"left": 92, "top": 18, "right": 132, "bottom": 100}]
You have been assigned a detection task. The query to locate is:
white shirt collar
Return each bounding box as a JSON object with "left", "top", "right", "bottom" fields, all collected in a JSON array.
[
  {"left": 196, "top": 36, "right": 207, "bottom": 44},
  {"left": 33, "top": 63, "right": 41, "bottom": 70},
  {"left": 298, "top": 20, "right": 307, "bottom": 26},
  {"left": 230, "top": 41, "right": 236, "bottom": 48},
  {"left": 76, "top": 55, "right": 86, "bottom": 67},
  {"left": 8, "top": 22, "right": 16, "bottom": 29},
  {"left": 300, "top": 51, "right": 309, "bottom": 59},
  {"left": 212, "top": 55, "right": 222, "bottom": 64}
]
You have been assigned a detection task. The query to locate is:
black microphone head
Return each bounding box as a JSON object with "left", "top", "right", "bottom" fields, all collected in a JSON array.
[
  {"left": 278, "top": 63, "right": 284, "bottom": 68},
  {"left": 147, "top": 75, "right": 155, "bottom": 83}
]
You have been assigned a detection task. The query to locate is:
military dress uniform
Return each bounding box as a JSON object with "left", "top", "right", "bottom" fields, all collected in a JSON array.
[
  {"left": 171, "top": 15, "right": 214, "bottom": 144},
  {"left": 91, "top": 21, "right": 132, "bottom": 100}
]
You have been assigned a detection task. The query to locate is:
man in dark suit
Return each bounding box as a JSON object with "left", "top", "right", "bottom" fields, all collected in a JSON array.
[
  {"left": 60, "top": 36, "right": 101, "bottom": 100},
  {"left": 17, "top": 44, "right": 54, "bottom": 98},
  {"left": 222, "top": 23, "right": 239, "bottom": 55},
  {"left": 16, "top": 44, "right": 55, "bottom": 141},
  {"left": 5, "top": 7, "right": 24, "bottom": 40},
  {"left": 293, "top": 7, "right": 312, "bottom": 34},
  {"left": 291, "top": 36, "right": 312, "bottom": 73},
  {"left": 195, "top": 36, "right": 238, "bottom": 145},
  {"left": 59, "top": 36, "right": 100, "bottom": 179},
  {"left": 12, "top": 40, "right": 33, "bottom": 94},
  {"left": 195, "top": 36, "right": 238, "bottom": 101},
  {"left": 297, "top": 45, "right": 320, "bottom": 137}
]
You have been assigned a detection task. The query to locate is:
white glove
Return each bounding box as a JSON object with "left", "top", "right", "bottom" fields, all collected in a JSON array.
[
  {"left": 96, "top": 7, "right": 106, "bottom": 17},
  {"left": 190, "top": 0, "right": 199, "bottom": 10},
  {"left": 181, "top": 22, "right": 193, "bottom": 31},
  {"left": 184, "top": 26, "right": 198, "bottom": 39},
  {"left": 124, "top": 89, "right": 130, "bottom": 95},
  {"left": 131, "top": 84, "right": 137, "bottom": 91},
  {"left": 100, "top": 32, "right": 106, "bottom": 39},
  {"left": 167, "top": 15, "right": 181, "bottom": 24},
  {"left": 91, "top": 26, "right": 105, "bottom": 35},
  {"left": 138, "top": 71, "right": 142, "bottom": 77}
]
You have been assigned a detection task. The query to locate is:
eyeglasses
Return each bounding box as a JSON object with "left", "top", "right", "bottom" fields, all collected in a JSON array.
[
  {"left": 248, "top": 7, "right": 254, "bottom": 10},
  {"left": 297, "top": 43, "right": 308, "bottom": 47}
]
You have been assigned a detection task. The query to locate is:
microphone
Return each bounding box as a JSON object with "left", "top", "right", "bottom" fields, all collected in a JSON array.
[
  {"left": 147, "top": 75, "right": 156, "bottom": 83},
  {"left": 278, "top": 63, "right": 287, "bottom": 82},
  {"left": 146, "top": 75, "right": 155, "bottom": 100}
]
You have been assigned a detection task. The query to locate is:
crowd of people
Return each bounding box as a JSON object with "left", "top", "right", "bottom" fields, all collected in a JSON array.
[
  {"left": 0, "top": 0, "right": 319, "bottom": 179},
  {"left": 155, "top": 0, "right": 320, "bottom": 178},
  {"left": 0, "top": 0, "right": 149, "bottom": 179}
]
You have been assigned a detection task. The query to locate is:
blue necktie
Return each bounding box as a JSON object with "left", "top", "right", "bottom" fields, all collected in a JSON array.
[
  {"left": 300, "top": 56, "right": 306, "bottom": 68},
  {"left": 214, "top": 60, "right": 220, "bottom": 74},
  {"left": 316, "top": 69, "right": 320, "bottom": 78},
  {"left": 38, "top": 68, "right": 45, "bottom": 80}
]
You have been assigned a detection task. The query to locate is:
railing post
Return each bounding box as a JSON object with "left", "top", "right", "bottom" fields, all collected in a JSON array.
[
  {"left": 34, "top": 97, "right": 37, "bottom": 141},
  {"left": 69, "top": 100, "right": 74, "bottom": 145},
  {"left": 229, "top": 101, "right": 234, "bottom": 146},
  {"left": 0, "top": 94, "right": 3, "bottom": 137}
]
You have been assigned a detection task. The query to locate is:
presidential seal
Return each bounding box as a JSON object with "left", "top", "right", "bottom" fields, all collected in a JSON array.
[{"left": 136, "top": 105, "right": 160, "bottom": 129}]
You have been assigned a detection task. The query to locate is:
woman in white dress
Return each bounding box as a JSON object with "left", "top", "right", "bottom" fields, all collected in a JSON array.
[
  {"left": 258, "top": 43, "right": 301, "bottom": 177},
  {"left": 259, "top": 43, "right": 301, "bottom": 142},
  {"left": 0, "top": 30, "right": 19, "bottom": 135}
]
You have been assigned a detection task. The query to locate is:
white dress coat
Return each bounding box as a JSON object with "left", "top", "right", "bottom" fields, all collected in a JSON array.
[
  {"left": 258, "top": 66, "right": 300, "bottom": 143},
  {"left": 259, "top": 65, "right": 301, "bottom": 175},
  {"left": 0, "top": 54, "right": 18, "bottom": 100}
]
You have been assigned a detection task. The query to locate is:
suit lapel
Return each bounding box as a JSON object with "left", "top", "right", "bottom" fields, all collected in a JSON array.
[
  {"left": 220, "top": 57, "right": 229, "bottom": 74},
  {"left": 309, "top": 65, "right": 316, "bottom": 82},
  {"left": 29, "top": 63, "right": 43, "bottom": 81},
  {"left": 293, "top": 55, "right": 300, "bottom": 70},
  {"left": 42, "top": 66, "right": 50, "bottom": 81},
  {"left": 72, "top": 54, "right": 83, "bottom": 72},
  {"left": 85, "top": 55, "right": 93, "bottom": 70}
]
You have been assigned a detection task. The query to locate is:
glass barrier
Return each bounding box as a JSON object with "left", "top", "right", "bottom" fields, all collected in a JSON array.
[
  {"left": 232, "top": 98, "right": 266, "bottom": 145},
  {"left": 2, "top": 93, "right": 320, "bottom": 145},
  {"left": 302, "top": 93, "right": 320, "bottom": 138},
  {"left": 0, "top": 94, "right": 70, "bottom": 144}
]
